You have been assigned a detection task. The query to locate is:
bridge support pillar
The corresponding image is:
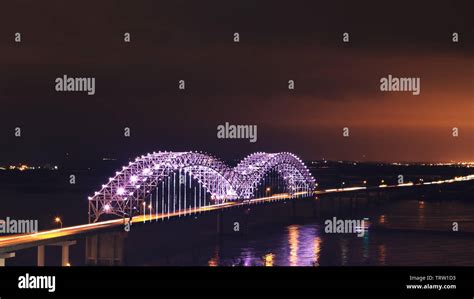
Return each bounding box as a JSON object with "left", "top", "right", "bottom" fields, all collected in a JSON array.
[
  {"left": 86, "top": 232, "right": 126, "bottom": 266},
  {"left": 50, "top": 240, "right": 76, "bottom": 266},
  {"left": 0, "top": 252, "right": 15, "bottom": 266},
  {"left": 37, "top": 245, "right": 45, "bottom": 266},
  {"left": 62, "top": 244, "right": 70, "bottom": 266}
]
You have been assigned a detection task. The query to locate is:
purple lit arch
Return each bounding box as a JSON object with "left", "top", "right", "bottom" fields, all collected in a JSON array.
[{"left": 88, "top": 151, "right": 315, "bottom": 222}]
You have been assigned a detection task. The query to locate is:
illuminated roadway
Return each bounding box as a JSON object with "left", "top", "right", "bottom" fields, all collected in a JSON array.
[
  {"left": 0, "top": 174, "right": 472, "bottom": 255},
  {"left": 0, "top": 191, "right": 310, "bottom": 254}
]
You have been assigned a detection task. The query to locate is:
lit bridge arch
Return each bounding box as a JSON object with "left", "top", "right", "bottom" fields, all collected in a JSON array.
[{"left": 88, "top": 151, "right": 315, "bottom": 222}]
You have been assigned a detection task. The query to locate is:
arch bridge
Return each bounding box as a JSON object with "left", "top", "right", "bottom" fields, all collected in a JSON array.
[{"left": 88, "top": 151, "right": 315, "bottom": 222}]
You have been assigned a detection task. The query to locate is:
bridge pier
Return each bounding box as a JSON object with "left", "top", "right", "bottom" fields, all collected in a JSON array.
[
  {"left": 37, "top": 245, "right": 45, "bottom": 266},
  {"left": 0, "top": 252, "right": 15, "bottom": 266},
  {"left": 60, "top": 242, "right": 72, "bottom": 266},
  {"left": 37, "top": 240, "right": 76, "bottom": 266},
  {"left": 86, "top": 232, "right": 126, "bottom": 266},
  {"left": 54, "top": 240, "right": 76, "bottom": 266}
]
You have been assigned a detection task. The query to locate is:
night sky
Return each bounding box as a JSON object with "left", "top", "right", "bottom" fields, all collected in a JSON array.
[{"left": 0, "top": 0, "right": 473, "bottom": 166}]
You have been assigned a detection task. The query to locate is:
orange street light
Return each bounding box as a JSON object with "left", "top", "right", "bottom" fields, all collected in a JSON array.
[{"left": 55, "top": 217, "right": 63, "bottom": 228}]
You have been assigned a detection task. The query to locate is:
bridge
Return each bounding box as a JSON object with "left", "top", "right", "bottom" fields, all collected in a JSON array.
[
  {"left": 0, "top": 150, "right": 473, "bottom": 266},
  {"left": 88, "top": 151, "right": 315, "bottom": 223}
]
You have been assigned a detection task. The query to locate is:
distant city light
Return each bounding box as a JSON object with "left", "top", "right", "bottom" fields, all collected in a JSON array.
[{"left": 3, "top": 164, "right": 60, "bottom": 171}]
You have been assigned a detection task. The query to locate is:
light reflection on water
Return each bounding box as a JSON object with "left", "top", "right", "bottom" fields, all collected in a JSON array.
[
  {"left": 226, "top": 223, "right": 335, "bottom": 267},
  {"left": 263, "top": 253, "right": 274, "bottom": 267},
  {"left": 208, "top": 245, "right": 219, "bottom": 267},
  {"left": 288, "top": 225, "right": 299, "bottom": 266},
  {"left": 378, "top": 244, "right": 386, "bottom": 265},
  {"left": 418, "top": 199, "right": 425, "bottom": 226},
  {"left": 204, "top": 223, "right": 323, "bottom": 267},
  {"left": 313, "top": 236, "right": 322, "bottom": 266},
  {"left": 86, "top": 199, "right": 474, "bottom": 267},
  {"left": 193, "top": 200, "right": 474, "bottom": 267}
]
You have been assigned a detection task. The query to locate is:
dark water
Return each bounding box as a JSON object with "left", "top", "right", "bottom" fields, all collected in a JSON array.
[
  {"left": 1, "top": 168, "right": 473, "bottom": 266},
  {"left": 119, "top": 198, "right": 474, "bottom": 267}
]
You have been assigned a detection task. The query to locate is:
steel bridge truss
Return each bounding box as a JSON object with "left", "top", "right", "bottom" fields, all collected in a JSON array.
[{"left": 88, "top": 151, "right": 315, "bottom": 222}]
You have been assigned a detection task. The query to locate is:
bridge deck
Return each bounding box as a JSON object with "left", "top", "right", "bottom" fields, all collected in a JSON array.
[
  {"left": 0, "top": 175, "right": 472, "bottom": 255},
  {"left": 0, "top": 192, "right": 309, "bottom": 254}
]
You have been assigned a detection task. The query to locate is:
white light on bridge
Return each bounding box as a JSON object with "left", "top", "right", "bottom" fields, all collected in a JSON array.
[{"left": 117, "top": 187, "right": 125, "bottom": 195}]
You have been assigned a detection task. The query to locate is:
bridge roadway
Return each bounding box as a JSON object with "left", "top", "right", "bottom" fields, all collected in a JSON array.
[
  {"left": 0, "top": 191, "right": 312, "bottom": 254},
  {"left": 0, "top": 174, "right": 472, "bottom": 255}
]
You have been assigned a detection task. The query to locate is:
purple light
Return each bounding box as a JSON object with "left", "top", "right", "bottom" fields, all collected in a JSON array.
[
  {"left": 89, "top": 151, "right": 315, "bottom": 222},
  {"left": 117, "top": 187, "right": 125, "bottom": 195}
]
